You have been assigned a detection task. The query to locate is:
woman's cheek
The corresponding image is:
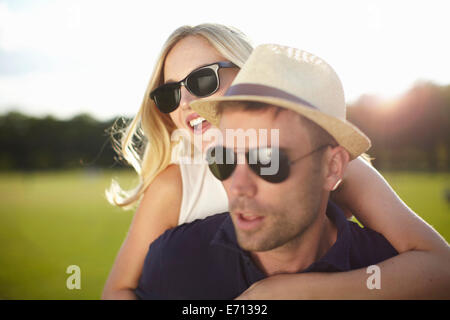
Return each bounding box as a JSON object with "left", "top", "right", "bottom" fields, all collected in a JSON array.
[{"left": 169, "top": 109, "right": 183, "bottom": 129}]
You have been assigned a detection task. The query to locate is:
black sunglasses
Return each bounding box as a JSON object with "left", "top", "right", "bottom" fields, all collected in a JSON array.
[
  {"left": 206, "top": 144, "right": 331, "bottom": 183},
  {"left": 150, "top": 61, "right": 237, "bottom": 113}
]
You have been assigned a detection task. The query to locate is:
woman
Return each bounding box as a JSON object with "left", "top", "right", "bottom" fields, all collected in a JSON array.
[{"left": 102, "top": 23, "right": 449, "bottom": 299}]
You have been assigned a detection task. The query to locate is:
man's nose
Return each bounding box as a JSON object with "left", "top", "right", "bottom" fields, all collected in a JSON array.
[
  {"left": 179, "top": 86, "right": 194, "bottom": 111},
  {"left": 229, "top": 162, "right": 257, "bottom": 198}
]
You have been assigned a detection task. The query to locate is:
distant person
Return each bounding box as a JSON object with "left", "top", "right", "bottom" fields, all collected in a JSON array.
[
  {"left": 134, "top": 44, "right": 450, "bottom": 299},
  {"left": 102, "top": 25, "right": 450, "bottom": 299}
]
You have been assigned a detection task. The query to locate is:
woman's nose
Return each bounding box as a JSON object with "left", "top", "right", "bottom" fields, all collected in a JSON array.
[{"left": 179, "top": 86, "right": 194, "bottom": 111}]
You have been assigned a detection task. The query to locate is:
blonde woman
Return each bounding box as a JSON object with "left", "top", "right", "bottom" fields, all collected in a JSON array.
[{"left": 102, "top": 23, "right": 449, "bottom": 299}]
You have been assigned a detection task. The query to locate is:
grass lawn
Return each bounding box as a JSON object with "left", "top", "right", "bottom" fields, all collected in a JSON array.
[
  {"left": 0, "top": 170, "right": 448, "bottom": 299},
  {"left": 0, "top": 169, "right": 136, "bottom": 299}
]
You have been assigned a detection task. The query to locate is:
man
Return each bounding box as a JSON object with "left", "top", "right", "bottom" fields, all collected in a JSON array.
[{"left": 134, "top": 44, "right": 399, "bottom": 300}]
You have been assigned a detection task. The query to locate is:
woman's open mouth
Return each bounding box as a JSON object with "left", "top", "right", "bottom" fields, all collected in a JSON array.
[{"left": 185, "top": 113, "right": 212, "bottom": 134}]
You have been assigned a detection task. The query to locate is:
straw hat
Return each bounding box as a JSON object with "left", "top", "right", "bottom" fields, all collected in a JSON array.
[{"left": 190, "top": 44, "right": 371, "bottom": 159}]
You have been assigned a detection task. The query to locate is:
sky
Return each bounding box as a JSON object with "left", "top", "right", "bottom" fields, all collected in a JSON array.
[{"left": 0, "top": 0, "right": 449, "bottom": 120}]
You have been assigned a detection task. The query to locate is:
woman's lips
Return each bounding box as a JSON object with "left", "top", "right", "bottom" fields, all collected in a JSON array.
[
  {"left": 235, "top": 212, "right": 265, "bottom": 231},
  {"left": 185, "top": 113, "right": 212, "bottom": 134},
  {"left": 188, "top": 120, "right": 212, "bottom": 134},
  {"left": 185, "top": 112, "right": 201, "bottom": 124}
]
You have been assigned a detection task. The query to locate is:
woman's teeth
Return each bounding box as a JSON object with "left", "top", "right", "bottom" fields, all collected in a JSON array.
[{"left": 189, "top": 117, "right": 205, "bottom": 128}]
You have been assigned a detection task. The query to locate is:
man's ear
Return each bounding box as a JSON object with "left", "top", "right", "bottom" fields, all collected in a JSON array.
[{"left": 323, "top": 146, "right": 350, "bottom": 192}]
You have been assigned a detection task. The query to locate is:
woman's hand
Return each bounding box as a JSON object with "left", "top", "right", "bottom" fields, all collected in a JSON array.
[
  {"left": 235, "top": 274, "right": 312, "bottom": 300},
  {"left": 235, "top": 275, "right": 288, "bottom": 300}
]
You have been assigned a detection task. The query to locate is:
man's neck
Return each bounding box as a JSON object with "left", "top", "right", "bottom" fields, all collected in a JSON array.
[{"left": 250, "top": 200, "right": 338, "bottom": 276}]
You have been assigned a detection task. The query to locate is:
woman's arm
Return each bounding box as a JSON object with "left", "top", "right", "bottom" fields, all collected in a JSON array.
[
  {"left": 237, "top": 250, "right": 450, "bottom": 299},
  {"left": 332, "top": 156, "right": 448, "bottom": 253},
  {"left": 101, "top": 164, "right": 182, "bottom": 300},
  {"left": 236, "top": 157, "right": 450, "bottom": 299}
]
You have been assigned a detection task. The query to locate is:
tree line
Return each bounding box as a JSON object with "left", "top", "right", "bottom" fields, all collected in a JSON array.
[
  {"left": 0, "top": 81, "right": 448, "bottom": 171},
  {"left": 348, "top": 82, "right": 449, "bottom": 171},
  {"left": 0, "top": 113, "right": 123, "bottom": 171}
]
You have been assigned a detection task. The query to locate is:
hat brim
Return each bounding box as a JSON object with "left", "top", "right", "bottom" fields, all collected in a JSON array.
[{"left": 191, "top": 96, "right": 371, "bottom": 160}]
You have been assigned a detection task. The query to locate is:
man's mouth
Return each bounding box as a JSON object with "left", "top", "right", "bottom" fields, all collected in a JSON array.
[{"left": 235, "top": 212, "right": 265, "bottom": 231}]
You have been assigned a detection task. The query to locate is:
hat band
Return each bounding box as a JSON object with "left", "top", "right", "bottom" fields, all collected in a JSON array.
[{"left": 225, "top": 83, "right": 318, "bottom": 110}]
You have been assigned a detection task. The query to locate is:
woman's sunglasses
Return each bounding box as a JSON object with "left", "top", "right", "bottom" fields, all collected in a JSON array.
[
  {"left": 206, "top": 144, "right": 332, "bottom": 184},
  {"left": 150, "top": 61, "right": 238, "bottom": 113}
]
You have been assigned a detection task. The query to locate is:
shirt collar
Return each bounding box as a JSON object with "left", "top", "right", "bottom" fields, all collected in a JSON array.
[
  {"left": 210, "top": 200, "right": 352, "bottom": 272},
  {"left": 303, "top": 201, "right": 352, "bottom": 272},
  {"left": 210, "top": 212, "right": 241, "bottom": 253}
]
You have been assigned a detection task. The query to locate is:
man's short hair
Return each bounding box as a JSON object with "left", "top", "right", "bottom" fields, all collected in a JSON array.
[{"left": 217, "top": 101, "right": 338, "bottom": 149}]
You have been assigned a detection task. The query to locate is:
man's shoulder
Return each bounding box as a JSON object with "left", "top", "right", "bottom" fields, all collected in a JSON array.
[
  {"left": 346, "top": 220, "right": 398, "bottom": 268},
  {"left": 157, "top": 212, "right": 229, "bottom": 247},
  {"left": 137, "top": 212, "right": 238, "bottom": 299},
  {"left": 147, "top": 212, "right": 231, "bottom": 267}
]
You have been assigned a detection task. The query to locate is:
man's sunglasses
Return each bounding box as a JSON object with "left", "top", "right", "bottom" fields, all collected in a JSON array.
[
  {"left": 150, "top": 61, "right": 237, "bottom": 113},
  {"left": 206, "top": 144, "right": 332, "bottom": 184}
]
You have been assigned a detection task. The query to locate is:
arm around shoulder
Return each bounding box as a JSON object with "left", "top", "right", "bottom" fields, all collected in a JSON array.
[
  {"left": 238, "top": 157, "right": 450, "bottom": 299},
  {"left": 333, "top": 156, "right": 448, "bottom": 253}
]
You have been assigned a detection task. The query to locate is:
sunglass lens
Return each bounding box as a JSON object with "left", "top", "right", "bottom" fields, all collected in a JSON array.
[
  {"left": 186, "top": 68, "right": 218, "bottom": 97},
  {"left": 248, "top": 147, "right": 290, "bottom": 183},
  {"left": 206, "top": 146, "right": 235, "bottom": 181},
  {"left": 152, "top": 84, "right": 180, "bottom": 113}
]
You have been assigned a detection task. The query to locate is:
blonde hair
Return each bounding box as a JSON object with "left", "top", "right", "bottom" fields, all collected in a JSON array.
[{"left": 106, "top": 23, "right": 253, "bottom": 209}]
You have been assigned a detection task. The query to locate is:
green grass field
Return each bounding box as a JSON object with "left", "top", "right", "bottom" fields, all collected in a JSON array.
[{"left": 0, "top": 170, "right": 449, "bottom": 299}]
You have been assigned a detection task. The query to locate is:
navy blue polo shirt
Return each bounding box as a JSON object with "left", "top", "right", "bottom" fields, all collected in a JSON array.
[{"left": 135, "top": 201, "right": 398, "bottom": 299}]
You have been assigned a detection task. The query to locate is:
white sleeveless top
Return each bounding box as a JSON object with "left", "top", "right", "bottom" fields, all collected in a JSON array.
[{"left": 171, "top": 137, "right": 229, "bottom": 225}]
